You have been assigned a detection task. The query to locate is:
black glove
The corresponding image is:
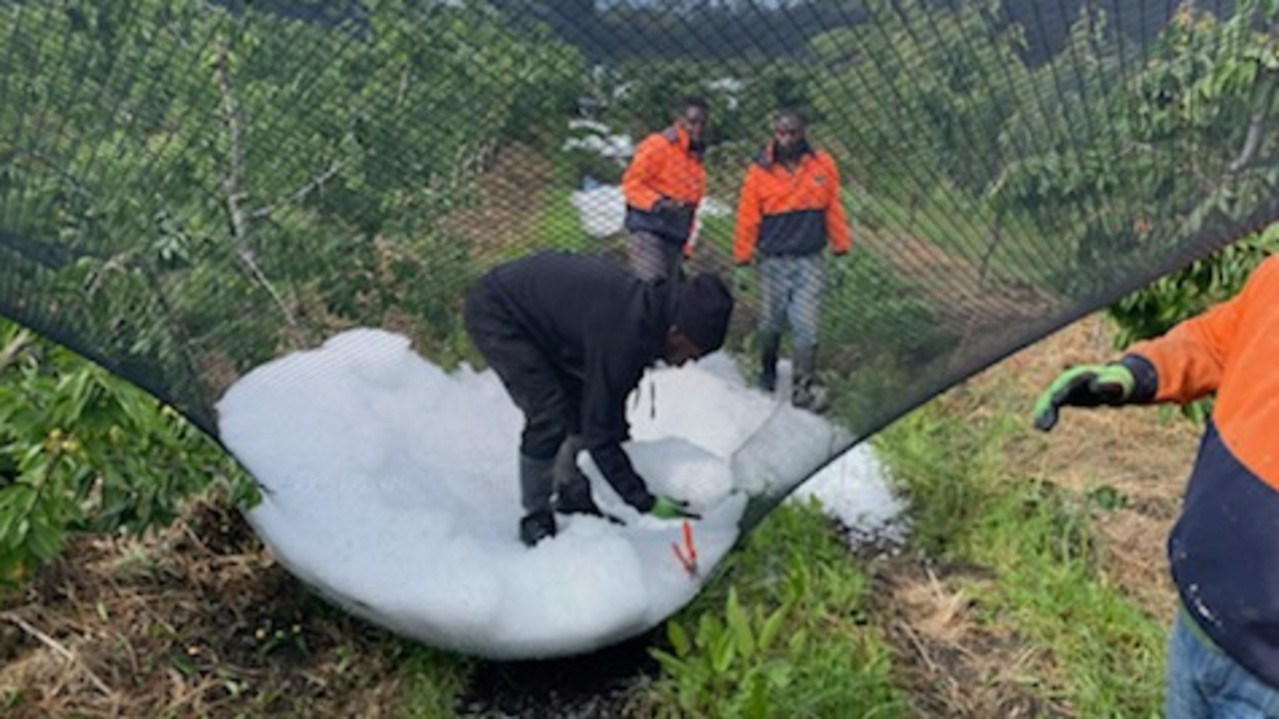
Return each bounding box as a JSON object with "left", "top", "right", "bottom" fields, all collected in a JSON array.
[
  {"left": 827, "top": 252, "right": 849, "bottom": 291},
  {"left": 1032, "top": 364, "right": 1135, "bottom": 432},
  {"left": 653, "top": 197, "right": 689, "bottom": 214}
]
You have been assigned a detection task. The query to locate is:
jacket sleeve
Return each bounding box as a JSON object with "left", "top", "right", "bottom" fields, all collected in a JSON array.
[
  {"left": 579, "top": 340, "right": 656, "bottom": 510},
  {"left": 622, "top": 134, "right": 665, "bottom": 211},
  {"left": 823, "top": 155, "right": 851, "bottom": 254},
  {"left": 732, "top": 167, "right": 762, "bottom": 265},
  {"left": 589, "top": 444, "right": 656, "bottom": 512},
  {"left": 1125, "top": 259, "right": 1277, "bottom": 403}
]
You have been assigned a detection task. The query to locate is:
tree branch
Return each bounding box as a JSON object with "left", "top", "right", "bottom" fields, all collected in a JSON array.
[
  {"left": 247, "top": 157, "right": 348, "bottom": 221},
  {"left": 214, "top": 37, "right": 248, "bottom": 244},
  {"left": 2, "top": 611, "right": 115, "bottom": 697},
  {"left": 1228, "top": 19, "right": 1279, "bottom": 177},
  {"left": 213, "top": 35, "right": 300, "bottom": 339},
  {"left": 1228, "top": 79, "right": 1276, "bottom": 176}
]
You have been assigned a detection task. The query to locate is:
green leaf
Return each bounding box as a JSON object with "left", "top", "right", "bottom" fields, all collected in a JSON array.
[
  {"left": 788, "top": 629, "right": 808, "bottom": 654},
  {"left": 726, "top": 588, "right": 755, "bottom": 658},
  {"left": 758, "top": 603, "right": 789, "bottom": 652},
  {"left": 26, "top": 521, "right": 63, "bottom": 561},
  {"left": 667, "top": 620, "right": 690, "bottom": 657},
  {"left": 711, "top": 631, "right": 736, "bottom": 675}
]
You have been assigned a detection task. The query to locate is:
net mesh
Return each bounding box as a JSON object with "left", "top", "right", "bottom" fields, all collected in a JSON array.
[{"left": 2, "top": 0, "right": 1274, "bottom": 513}]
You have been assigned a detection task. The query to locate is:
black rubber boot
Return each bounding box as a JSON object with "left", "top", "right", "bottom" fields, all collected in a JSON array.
[
  {"left": 519, "top": 454, "right": 555, "bottom": 514},
  {"left": 552, "top": 435, "right": 589, "bottom": 488},
  {"left": 519, "top": 510, "right": 557, "bottom": 547},
  {"left": 551, "top": 436, "right": 613, "bottom": 518},
  {"left": 555, "top": 479, "right": 604, "bottom": 517},
  {"left": 758, "top": 331, "right": 780, "bottom": 393},
  {"left": 791, "top": 344, "right": 829, "bottom": 412},
  {"left": 518, "top": 455, "right": 557, "bottom": 546}
]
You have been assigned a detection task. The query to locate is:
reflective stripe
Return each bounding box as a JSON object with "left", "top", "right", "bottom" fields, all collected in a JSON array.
[{"left": 1179, "top": 601, "right": 1222, "bottom": 654}]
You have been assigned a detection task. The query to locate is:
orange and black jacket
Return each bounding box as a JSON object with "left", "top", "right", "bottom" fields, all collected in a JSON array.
[
  {"left": 732, "top": 141, "right": 850, "bottom": 265},
  {"left": 1118, "top": 255, "right": 1279, "bottom": 688},
  {"left": 622, "top": 125, "right": 706, "bottom": 246}
]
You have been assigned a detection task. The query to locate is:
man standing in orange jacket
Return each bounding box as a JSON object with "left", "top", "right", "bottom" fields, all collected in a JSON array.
[
  {"left": 1034, "top": 256, "right": 1279, "bottom": 716},
  {"left": 732, "top": 109, "right": 849, "bottom": 411},
  {"left": 621, "top": 96, "right": 709, "bottom": 281}
]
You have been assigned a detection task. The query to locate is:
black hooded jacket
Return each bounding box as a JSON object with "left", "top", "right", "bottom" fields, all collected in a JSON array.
[{"left": 472, "top": 251, "right": 675, "bottom": 510}]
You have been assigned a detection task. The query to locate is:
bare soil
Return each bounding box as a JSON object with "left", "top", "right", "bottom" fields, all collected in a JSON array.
[
  {"left": 0, "top": 314, "right": 1196, "bottom": 719},
  {"left": 440, "top": 142, "right": 555, "bottom": 262},
  {"left": 0, "top": 150, "right": 1202, "bottom": 717},
  {"left": 0, "top": 498, "right": 412, "bottom": 718},
  {"left": 866, "top": 314, "right": 1196, "bottom": 718},
  {"left": 867, "top": 556, "right": 1073, "bottom": 719}
]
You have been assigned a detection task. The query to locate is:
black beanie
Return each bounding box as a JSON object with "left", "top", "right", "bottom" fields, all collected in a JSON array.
[{"left": 675, "top": 273, "right": 734, "bottom": 353}]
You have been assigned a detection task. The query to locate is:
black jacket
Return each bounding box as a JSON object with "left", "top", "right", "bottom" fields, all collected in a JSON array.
[{"left": 479, "top": 251, "right": 674, "bottom": 510}]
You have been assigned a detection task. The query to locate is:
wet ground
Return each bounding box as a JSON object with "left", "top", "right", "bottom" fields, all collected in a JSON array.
[{"left": 458, "top": 630, "right": 663, "bottom": 719}]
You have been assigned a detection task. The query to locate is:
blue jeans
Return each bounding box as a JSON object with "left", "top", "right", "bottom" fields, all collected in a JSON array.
[
  {"left": 758, "top": 254, "right": 824, "bottom": 347},
  {"left": 1166, "top": 611, "right": 1279, "bottom": 718}
]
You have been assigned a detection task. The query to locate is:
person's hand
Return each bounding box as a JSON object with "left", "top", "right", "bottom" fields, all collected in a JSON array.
[
  {"left": 653, "top": 197, "right": 689, "bottom": 214},
  {"left": 734, "top": 265, "right": 753, "bottom": 293},
  {"left": 828, "top": 252, "right": 850, "bottom": 291},
  {"left": 1033, "top": 364, "right": 1135, "bottom": 432},
  {"left": 650, "top": 495, "right": 701, "bottom": 520}
]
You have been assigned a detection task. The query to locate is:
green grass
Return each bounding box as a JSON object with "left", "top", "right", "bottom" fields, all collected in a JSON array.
[
  {"left": 853, "top": 183, "right": 1073, "bottom": 287},
  {"left": 533, "top": 148, "right": 626, "bottom": 256},
  {"left": 396, "top": 156, "right": 1164, "bottom": 716},
  {"left": 642, "top": 500, "right": 904, "bottom": 719},
  {"left": 872, "top": 379, "right": 1167, "bottom": 718},
  {"left": 534, "top": 185, "right": 597, "bottom": 253},
  {"left": 388, "top": 499, "right": 903, "bottom": 718},
  {"left": 397, "top": 645, "right": 474, "bottom": 718}
]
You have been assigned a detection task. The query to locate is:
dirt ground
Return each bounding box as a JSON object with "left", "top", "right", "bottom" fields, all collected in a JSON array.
[
  {"left": 0, "top": 146, "right": 1204, "bottom": 717},
  {"left": 864, "top": 313, "right": 1198, "bottom": 718},
  {"left": 0, "top": 498, "right": 414, "bottom": 718},
  {"left": 0, "top": 320, "right": 1198, "bottom": 719},
  {"left": 439, "top": 142, "right": 554, "bottom": 261}
]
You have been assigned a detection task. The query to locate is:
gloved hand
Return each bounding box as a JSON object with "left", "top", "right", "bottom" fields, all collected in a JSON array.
[
  {"left": 653, "top": 197, "right": 689, "bottom": 214},
  {"left": 650, "top": 495, "right": 701, "bottom": 520},
  {"left": 1033, "top": 363, "right": 1135, "bottom": 432},
  {"left": 827, "top": 252, "right": 849, "bottom": 291},
  {"left": 734, "top": 265, "right": 753, "bottom": 293}
]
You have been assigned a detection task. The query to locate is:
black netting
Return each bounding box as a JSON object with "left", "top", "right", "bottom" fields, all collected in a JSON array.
[{"left": 2, "top": 0, "right": 1274, "bottom": 522}]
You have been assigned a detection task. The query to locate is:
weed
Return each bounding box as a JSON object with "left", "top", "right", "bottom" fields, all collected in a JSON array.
[{"left": 874, "top": 383, "right": 1166, "bottom": 717}]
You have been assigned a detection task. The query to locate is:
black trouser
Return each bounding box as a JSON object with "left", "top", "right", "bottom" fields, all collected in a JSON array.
[{"left": 464, "top": 282, "right": 580, "bottom": 461}]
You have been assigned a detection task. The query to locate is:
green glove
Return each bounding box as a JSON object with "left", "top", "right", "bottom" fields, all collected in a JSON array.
[
  {"left": 1033, "top": 364, "right": 1135, "bottom": 432},
  {"left": 650, "top": 495, "right": 701, "bottom": 520},
  {"left": 734, "top": 265, "right": 752, "bottom": 293}
]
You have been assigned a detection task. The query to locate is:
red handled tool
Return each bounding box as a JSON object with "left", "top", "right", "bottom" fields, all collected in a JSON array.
[{"left": 671, "top": 519, "right": 699, "bottom": 577}]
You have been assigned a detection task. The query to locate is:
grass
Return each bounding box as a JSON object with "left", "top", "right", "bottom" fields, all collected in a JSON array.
[
  {"left": 853, "top": 182, "right": 1074, "bottom": 288},
  {"left": 872, "top": 372, "right": 1167, "bottom": 717},
  {"left": 399, "top": 646, "right": 473, "bottom": 719},
  {"left": 643, "top": 500, "right": 904, "bottom": 718},
  {"left": 2, "top": 142, "right": 1178, "bottom": 717},
  {"left": 535, "top": 185, "right": 597, "bottom": 255}
]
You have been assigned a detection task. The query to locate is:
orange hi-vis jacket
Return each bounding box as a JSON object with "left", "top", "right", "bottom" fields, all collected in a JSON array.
[
  {"left": 1119, "top": 255, "right": 1279, "bottom": 688},
  {"left": 622, "top": 125, "right": 706, "bottom": 245},
  {"left": 732, "top": 143, "right": 850, "bottom": 265}
]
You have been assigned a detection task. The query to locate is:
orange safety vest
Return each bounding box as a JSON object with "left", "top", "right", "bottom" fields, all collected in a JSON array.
[
  {"left": 1123, "top": 254, "right": 1279, "bottom": 687},
  {"left": 732, "top": 143, "right": 850, "bottom": 264},
  {"left": 622, "top": 126, "right": 706, "bottom": 245}
]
